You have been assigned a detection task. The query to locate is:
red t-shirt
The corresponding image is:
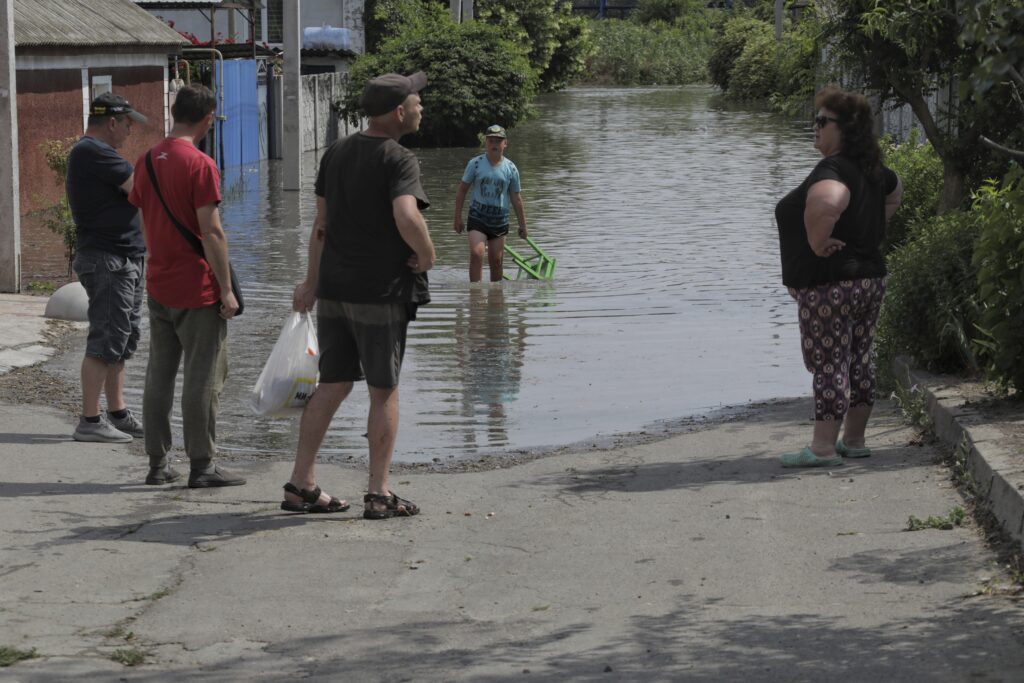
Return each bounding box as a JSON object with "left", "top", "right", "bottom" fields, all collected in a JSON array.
[{"left": 129, "top": 137, "right": 222, "bottom": 308}]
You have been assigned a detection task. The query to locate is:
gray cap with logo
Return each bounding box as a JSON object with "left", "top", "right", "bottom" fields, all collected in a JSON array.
[{"left": 360, "top": 71, "right": 427, "bottom": 116}]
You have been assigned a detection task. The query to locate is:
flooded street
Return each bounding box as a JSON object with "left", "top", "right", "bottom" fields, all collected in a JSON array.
[{"left": 60, "top": 86, "right": 823, "bottom": 464}]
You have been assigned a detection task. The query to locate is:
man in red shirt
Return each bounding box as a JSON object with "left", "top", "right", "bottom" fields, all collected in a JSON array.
[{"left": 128, "top": 84, "right": 245, "bottom": 488}]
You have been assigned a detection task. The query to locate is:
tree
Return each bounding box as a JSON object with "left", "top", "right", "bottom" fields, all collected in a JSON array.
[
  {"left": 631, "top": 0, "right": 705, "bottom": 25},
  {"left": 475, "top": 0, "right": 591, "bottom": 92},
  {"left": 958, "top": 0, "right": 1024, "bottom": 159},
  {"left": 36, "top": 139, "right": 78, "bottom": 275},
  {"left": 340, "top": 17, "right": 537, "bottom": 146},
  {"left": 363, "top": 0, "right": 448, "bottom": 53},
  {"left": 822, "top": 0, "right": 1019, "bottom": 211}
]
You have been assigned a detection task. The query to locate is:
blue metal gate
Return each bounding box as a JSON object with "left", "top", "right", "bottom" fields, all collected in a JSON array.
[{"left": 215, "top": 59, "right": 259, "bottom": 169}]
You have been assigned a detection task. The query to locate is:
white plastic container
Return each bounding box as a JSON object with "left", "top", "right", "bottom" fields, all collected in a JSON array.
[{"left": 302, "top": 25, "right": 351, "bottom": 51}]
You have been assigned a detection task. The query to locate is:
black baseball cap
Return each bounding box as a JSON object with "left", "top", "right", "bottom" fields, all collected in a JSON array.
[
  {"left": 360, "top": 71, "right": 427, "bottom": 117},
  {"left": 89, "top": 92, "right": 148, "bottom": 124}
]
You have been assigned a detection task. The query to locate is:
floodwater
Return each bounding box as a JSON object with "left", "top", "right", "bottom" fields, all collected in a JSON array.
[{"left": 80, "top": 86, "right": 825, "bottom": 464}]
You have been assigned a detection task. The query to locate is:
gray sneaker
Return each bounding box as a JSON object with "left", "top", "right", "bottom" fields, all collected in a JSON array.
[
  {"left": 145, "top": 465, "right": 182, "bottom": 485},
  {"left": 108, "top": 409, "right": 144, "bottom": 437},
  {"left": 188, "top": 466, "right": 246, "bottom": 488},
  {"left": 73, "top": 416, "right": 132, "bottom": 443}
]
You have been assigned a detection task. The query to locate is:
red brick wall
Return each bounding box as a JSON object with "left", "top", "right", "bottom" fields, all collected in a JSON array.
[{"left": 16, "top": 65, "right": 168, "bottom": 285}]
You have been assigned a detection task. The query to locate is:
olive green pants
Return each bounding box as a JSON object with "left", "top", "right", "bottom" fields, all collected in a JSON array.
[{"left": 143, "top": 298, "right": 227, "bottom": 472}]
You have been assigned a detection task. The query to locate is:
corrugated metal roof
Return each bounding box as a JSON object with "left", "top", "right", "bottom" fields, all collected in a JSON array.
[
  {"left": 132, "top": 1, "right": 259, "bottom": 8},
  {"left": 15, "top": 0, "right": 189, "bottom": 47}
]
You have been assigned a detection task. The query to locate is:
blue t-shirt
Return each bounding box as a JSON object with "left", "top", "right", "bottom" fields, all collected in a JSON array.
[
  {"left": 461, "top": 155, "right": 521, "bottom": 228},
  {"left": 66, "top": 136, "right": 144, "bottom": 257}
]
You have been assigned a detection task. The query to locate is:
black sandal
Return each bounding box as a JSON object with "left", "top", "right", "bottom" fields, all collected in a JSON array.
[
  {"left": 280, "top": 482, "right": 350, "bottom": 514},
  {"left": 363, "top": 491, "right": 420, "bottom": 520}
]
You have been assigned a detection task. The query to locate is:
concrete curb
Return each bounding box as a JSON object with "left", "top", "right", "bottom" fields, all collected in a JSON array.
[{"left": 893, "top": 357, "right": 1024, "bottom": 553}]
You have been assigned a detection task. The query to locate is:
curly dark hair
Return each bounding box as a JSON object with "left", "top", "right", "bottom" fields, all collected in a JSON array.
[{"left": 815, "top": 85, "right": 883, "bottom": 180}]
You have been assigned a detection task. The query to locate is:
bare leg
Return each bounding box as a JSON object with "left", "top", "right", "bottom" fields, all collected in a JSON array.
[
  {"left": 104, "top": 360, "right": 126, "bottom": 412},
  {"left": 287, "top": 381, "right": 352, "bottom": 505},
  {"left": 841, "top": 405, "right": 873, "bottom": 449},
  {"left": 487, "top": 236, "right": 505, "bottom": 282},
  {"left": 366, "top": 384, "right": 399, "bottom": 495},
  {"left": 81, "top": 356, "right": 109, "bottom": 417},
  {"left": 809, "top": 419, "right": 842, "bottom": 458},
  {"left": 468, "top": 231, "right": 487, "bottom": 283}
]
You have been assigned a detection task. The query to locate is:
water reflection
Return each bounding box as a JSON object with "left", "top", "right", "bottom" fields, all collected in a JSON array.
[
  {"left": 453, "top": 286, "right": 527, "bottom": 449},
  {"left": 66, "top": 85, "right": 822, "bottom": 464}
]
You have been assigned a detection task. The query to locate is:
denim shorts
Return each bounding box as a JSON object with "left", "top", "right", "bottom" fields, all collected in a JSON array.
[
  {"left": 317, "top": 300, "right": 409, "bottom": 388},
  {"left": 73, "top": 249, "right": 145, "bottom": 364}
]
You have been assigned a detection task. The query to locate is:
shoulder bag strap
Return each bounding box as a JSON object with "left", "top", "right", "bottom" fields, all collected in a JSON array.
[{"left": 144, "top": 151, "right": 205, "bottom": 257}]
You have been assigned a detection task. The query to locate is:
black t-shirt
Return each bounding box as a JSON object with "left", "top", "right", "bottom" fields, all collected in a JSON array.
[
  {"left": 66, "top": 136, "right": 144, "bottom": 257},
  {"left": 775, "top": 154, "right": 898, "bottom": 289},
  {"left": 314, "top": 133, "right": 431, "bottom": 304}
]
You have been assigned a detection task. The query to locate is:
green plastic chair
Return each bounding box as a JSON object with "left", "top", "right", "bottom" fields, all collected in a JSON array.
[{"left": 503, "top": 235, "right": 556, "bottom": 281}]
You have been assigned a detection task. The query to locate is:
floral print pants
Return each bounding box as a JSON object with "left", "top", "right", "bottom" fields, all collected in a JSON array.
[{"left": 796, "top": 278, "right": 886, "bottom": 421}]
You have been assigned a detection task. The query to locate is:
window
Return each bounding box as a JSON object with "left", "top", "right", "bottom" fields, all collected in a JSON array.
[
  {"left": 267, "top": 0, "right": 283, "bottom": 43},
  {"left": 91, "top": 75, "right": 112, "bottom": 101}
]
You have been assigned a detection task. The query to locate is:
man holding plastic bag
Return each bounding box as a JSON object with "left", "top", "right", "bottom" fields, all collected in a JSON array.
[{"left": 281, "top": 72, "right": 435, "bottom": 519}]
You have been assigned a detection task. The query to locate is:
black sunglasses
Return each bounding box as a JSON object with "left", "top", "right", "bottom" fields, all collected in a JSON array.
[{"left": 814, "top": 115, "right": 840, "bottom": 128}]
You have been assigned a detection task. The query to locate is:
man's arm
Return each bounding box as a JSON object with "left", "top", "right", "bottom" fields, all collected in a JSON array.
[
  {"left": 119, "top": 172, "right": 134, "bottom": 196},
  {"left": 510, "top": 191, "right": 527, "bottom": 239},
  {"left": 196, "top": 203, "right": 239, "bottom": 319},
  {"left": 293, "top": 196, "right": 327, "bottom": 312},
  {"left": 394, "top": 194, "right": 435, "bottom": 273},
  {"left": 804, "top": 179, "right": 850, "bottom": 257},
  {"left": 453, "top": 181, "right": 470, "bottom": 233}
]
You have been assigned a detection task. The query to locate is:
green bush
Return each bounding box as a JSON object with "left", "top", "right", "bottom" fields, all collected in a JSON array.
[
  {"left": 340, "top": 18, "right": 537, "bottom": 146},
  {"left": 768, "top": 12, "right": 820, "bottom": 115},
  {"left": 876, "top": 210, "right": 981, "bottom": 380},
  {"left": 541, "top": 6, "right": 593, "bottom": 92},
  {"left": 36, "top": 138, "right": 78, "bottom": 275},
  {"left": 881, "top": 129, "right": 944, "bottom": 253},
  {"left": 362, "top": 0, "right": 447, "bottom": 53},
  {"left": 631, "top": 0, "right": 705, "bottom": 26},
  {"left": 727, "top": 29, "right": 779, "bottom": 99},
  {"left": 972, "top": 167, "right": 1024, "bottom": 392},
  {"left": 707, "top": 16, "right": 771, "bottom": 91},
  {"left": 477, "top": 0, "right": 592, "bottom": 92},
  {"left": 583, "top": 18, "right": 712, "bottom": 85}
]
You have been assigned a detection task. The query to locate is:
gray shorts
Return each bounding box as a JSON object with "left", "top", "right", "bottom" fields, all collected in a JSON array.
[
  {"left": 73, "top": 249, "right": 145, "bottom": 364},
  {"left": 317, "top": 300, "right": 409, "bottom": 388}
]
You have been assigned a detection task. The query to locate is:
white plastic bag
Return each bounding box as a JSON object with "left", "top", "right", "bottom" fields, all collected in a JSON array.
[{"left": 250, "top": 311, "right": 319, "bottom": 416}]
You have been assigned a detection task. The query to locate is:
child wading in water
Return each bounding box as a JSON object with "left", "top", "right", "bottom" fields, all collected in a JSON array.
[{"left": 453, "top": 125, "right": 528, "bottom": 282}]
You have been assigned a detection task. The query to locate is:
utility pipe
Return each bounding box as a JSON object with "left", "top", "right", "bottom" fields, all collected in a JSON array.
[{"left": 181, "top": 47, "right": 226, "bottom": 167}]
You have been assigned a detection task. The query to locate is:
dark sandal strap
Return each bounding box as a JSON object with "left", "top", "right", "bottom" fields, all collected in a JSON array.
[
  {"left": 283, "top": 482, "right": 323, "bottom": 504},
  {"left": 363, "top": 491, "right": 419, "bottom": 516},
  {"left": 310, "top": 496, "right": 350, "bottom": 512},
  {"left": 389, "top": 493, "right": 418, "bottom": 514}
]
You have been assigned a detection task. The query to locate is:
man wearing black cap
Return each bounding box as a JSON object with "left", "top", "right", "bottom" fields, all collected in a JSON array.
[
  {"left": 284, "top": 72, "right": 435, "bottom": 519},
  {"left": 67, "top": 92, "right": 149, "bottom": 443}
]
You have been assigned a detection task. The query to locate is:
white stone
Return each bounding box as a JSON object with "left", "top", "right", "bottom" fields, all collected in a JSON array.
[{"left": 44, "top": 281, "right": 88, "bottom": 322}]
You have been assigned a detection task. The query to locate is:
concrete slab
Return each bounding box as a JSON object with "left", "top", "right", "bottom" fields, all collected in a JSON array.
[
  {"left": 1, "top": 400, "right": 1021, "bottom": 681},
  {"left": 0, "top": 294, "right": 58, "bottom": 373}
]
